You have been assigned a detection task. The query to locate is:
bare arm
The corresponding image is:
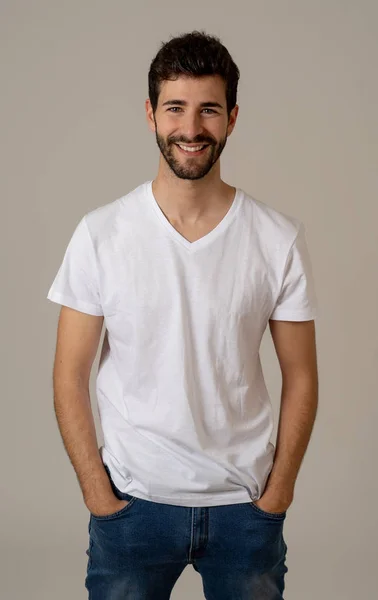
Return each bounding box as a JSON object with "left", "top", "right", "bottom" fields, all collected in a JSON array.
[
  {"left": 260, "top": 319, "right": 319, "bottom": 509},
  {"left": 52, "top": 306, "right": 127, "bottom": 515}
]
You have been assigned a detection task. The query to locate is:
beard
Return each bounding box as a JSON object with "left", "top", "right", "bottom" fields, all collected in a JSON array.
[{"left": 154, "top": 124, "right": 228, "bottom": 181}]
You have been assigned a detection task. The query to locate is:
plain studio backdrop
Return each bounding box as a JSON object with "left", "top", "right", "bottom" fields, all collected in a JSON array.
[{"left": 1, "top": 1, "right": 377, "bottom": 599}]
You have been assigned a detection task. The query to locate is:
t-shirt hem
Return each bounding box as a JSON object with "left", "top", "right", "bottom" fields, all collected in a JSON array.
[
  {"left": 125, "top": 488, "right": 255, "bottom": 507},
  {"left": 269, "top": 309, "right": 317, "bottom": 321},
  {"left": 47, "top": 290, "right": 104, "bottom": 316}
]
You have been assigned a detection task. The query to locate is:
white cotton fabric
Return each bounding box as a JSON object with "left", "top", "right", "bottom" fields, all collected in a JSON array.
[{"left": 47, "top": 180, "right": 318, "bottom": 507}]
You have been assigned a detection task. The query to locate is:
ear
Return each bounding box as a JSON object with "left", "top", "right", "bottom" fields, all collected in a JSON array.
[
  {"left": 145, "top": 98, "right": 156, "bottom": 133},
  {"left": 227, "top": 104, "right": 239, "bottom": 137}
]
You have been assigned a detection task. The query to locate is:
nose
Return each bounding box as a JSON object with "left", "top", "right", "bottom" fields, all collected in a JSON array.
[{"left": 180, "top": 111, "right": 206, "bottom": 143}]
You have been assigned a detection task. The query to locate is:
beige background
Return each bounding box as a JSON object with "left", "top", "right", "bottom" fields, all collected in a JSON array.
[{"left": 1, "top": 1, "right": 377, "bottom": 598}]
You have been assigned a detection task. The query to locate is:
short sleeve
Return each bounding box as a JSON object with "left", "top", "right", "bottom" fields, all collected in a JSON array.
[
  {"left": 269, "top": 222, "right": 318, "bottom": 321},
  {"left": 46, "top": 215, "right": 104, "bottom": 316}
]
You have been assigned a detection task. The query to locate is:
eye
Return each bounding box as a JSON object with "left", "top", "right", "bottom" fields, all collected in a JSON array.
[{"left": 167, "top": 107, "right": 217, "bottom": 114}]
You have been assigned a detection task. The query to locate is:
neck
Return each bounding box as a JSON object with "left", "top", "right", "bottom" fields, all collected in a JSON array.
[{"left": 151, "top": 168, "right": 235, "bottom": 223}]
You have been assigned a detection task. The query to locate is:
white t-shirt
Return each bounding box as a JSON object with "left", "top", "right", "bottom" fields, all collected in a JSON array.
[{"left": 47, "top": 180, "right": 318, "bottom": 507}]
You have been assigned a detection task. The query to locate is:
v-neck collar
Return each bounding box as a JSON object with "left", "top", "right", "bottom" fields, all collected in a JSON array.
[{"left": 145, "top": 180, "right": 243, "bottom": 252}]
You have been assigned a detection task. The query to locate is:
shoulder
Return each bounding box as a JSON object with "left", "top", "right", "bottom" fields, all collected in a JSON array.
[
  {"left": 83, "top": 181, "right": 148, "bottom": 245},
  {"left": 241, "top": 189, "right": 302, "bottom": 249}
]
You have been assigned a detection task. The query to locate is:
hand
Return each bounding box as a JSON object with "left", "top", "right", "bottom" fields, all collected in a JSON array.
[
  {"left": 86, "top": 496, "right": 129, "bottom": 518},
  {"left": 254, "top": 487, "right": 294, "bottom": 514}
]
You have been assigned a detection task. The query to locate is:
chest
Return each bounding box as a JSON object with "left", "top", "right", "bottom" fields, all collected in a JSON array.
[{"left": 96, "top": 231, "right": 279, "bottom": 346}]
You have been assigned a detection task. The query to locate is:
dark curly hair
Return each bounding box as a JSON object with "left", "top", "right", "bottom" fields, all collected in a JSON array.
[{"left": 148, "top": 30, "right": 240, "bottom": 118}]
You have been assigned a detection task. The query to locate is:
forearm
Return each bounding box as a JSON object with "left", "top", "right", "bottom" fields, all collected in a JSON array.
[
  {"left": 266, "top": 375, "right": 319, "bottom": 494},
  {"left": 53, "top": 379, "right": 113, "bottom": 507}
]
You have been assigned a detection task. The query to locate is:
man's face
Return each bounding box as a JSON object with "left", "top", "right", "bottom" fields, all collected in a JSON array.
[{"left": 148, "top": 75, "right": 238, "bottom": 181}]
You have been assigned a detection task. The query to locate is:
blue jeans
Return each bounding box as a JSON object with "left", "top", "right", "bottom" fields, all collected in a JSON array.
[{"left": 85, "top": 465, "right": 288, "bottom": 599}]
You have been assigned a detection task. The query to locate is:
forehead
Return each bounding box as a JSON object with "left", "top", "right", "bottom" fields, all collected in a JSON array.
[{"left": 159, "top": 75, "right": 226, "bottom": 103}]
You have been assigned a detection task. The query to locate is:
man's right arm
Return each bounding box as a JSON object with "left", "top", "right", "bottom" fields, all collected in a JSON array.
[{"left": 51, "top": 305, "right": 128, "bottom": 516}]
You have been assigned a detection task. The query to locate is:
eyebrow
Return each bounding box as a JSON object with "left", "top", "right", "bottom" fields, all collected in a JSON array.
[{"left": 162, "top": 99, "right": 224, "bottom": 109}]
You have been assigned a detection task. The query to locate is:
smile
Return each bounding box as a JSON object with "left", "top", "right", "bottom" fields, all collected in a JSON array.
[{"left": 175, "top": 143, "right": 209, "bottom": 155}]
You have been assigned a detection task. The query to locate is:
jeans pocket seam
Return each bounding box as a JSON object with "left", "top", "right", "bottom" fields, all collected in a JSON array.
[
  {"left": 249, "top": 501, "right": 286, "bottom": 519},
  {"left": 90, "top": 496, "right": 138, "bottom": 520},
  {"left": 86, "top": 535, "right": 94, "bottom": 570}
]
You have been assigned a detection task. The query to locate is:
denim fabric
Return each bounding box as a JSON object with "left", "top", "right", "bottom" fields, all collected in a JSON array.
[{"left": 85, "top": 465, "right": 288, "bottom": 599}]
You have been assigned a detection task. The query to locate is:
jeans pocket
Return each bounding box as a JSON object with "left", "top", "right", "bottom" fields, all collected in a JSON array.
[
  {"left": 249, "top": 501, "right": 287, "bottom": 520},
  {"left": 91, "top": 463, "right": 138, "bottom": 520},
  {"left": 90, "top": 494, "right": 138, "bottom": 521}
]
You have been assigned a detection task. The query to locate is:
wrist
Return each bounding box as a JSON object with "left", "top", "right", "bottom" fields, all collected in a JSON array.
[
  {"left": 85, "top": 489, "right": 119, "bottom": 512},
  {"left": 82, "top": 473, "right": 114, "bottom": 507},
  {"left": 263, "top": 483, "right": 294, "bottom": 502}
]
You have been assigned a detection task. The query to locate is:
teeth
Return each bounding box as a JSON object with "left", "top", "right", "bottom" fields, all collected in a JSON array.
[{"left": 178, "top": 144, "right": 206, "bottom": 152}]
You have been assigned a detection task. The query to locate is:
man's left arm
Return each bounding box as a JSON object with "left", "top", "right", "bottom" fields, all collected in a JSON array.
[{"left": 256, "top": 319, "right": 319, "bottom": 513}]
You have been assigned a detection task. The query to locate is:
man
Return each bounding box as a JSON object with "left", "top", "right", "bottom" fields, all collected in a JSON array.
[{"left": 47, "top": 30, "right": 318, "bottom": 600}]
